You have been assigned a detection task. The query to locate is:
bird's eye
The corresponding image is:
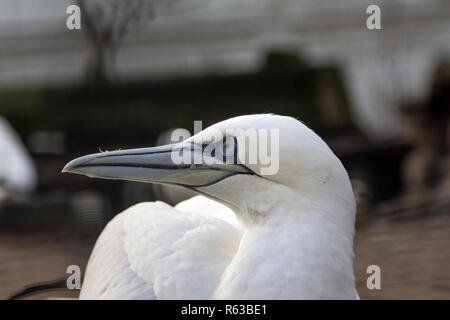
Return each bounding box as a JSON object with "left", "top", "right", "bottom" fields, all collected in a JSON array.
[
  {"left": 222, "top": 136, "right": 237, "bottom": 162},
  {"left": 223, "top": 137, "right": 232, "bottom": 152},
  {"left": 203, "top": 136, "right": 237, "bottom": 163}
]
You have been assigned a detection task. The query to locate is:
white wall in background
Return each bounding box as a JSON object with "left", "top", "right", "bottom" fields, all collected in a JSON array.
[{"left": 0, "top": 0, "right": 449, "bottom": 140}]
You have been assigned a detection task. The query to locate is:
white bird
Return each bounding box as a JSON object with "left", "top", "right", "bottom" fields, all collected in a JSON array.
[
  {"left": 63, "top": 114, "right": 358, "bottom": 299},
  {"left": 0, "top": 116, "right": 36, "bottom": 200}
]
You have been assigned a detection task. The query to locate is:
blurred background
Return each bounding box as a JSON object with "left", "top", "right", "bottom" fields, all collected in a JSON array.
[{"left": 0, "top": 0, "right": 449, "bottom": 299}]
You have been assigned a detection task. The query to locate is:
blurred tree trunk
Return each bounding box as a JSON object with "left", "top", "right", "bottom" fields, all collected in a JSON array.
[
  {"left": 76, "top": 0, "right": 155, "bottom": 84},
  {"left": 90, "top": 40, "right": 113, "bottom": 84},
  {"left": 76, "top": 0, "right": 111, "bottom": 84},
  {"left": 76, "top": 0, "right": 203, "bottom": 84}
]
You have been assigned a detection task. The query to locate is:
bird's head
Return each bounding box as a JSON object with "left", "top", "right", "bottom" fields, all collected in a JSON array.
[{"left": 63, "top": 114, "right": 355, "bottom": 225}]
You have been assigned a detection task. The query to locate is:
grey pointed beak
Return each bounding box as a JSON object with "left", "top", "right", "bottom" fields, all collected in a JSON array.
[{"left": 62, "top": 142, "right": 252, "bottom": 188}]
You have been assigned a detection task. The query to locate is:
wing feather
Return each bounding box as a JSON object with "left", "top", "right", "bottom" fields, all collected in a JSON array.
[
  {"left": 80, "top": 196, "right": 242, "bottom": 299},
  {"left": 79, "top": 212, "right": 156, "bottom": 299}
]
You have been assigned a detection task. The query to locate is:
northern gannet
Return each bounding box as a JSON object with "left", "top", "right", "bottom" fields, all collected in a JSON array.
[
  {"left": 63, "top": 114, "right": 358, "bottom": 299},
  {"left": 0, "top": 116, "right": 36, "bottom": 200}
]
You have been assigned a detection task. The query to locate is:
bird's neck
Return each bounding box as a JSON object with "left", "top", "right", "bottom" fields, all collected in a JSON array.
[{"left": 213, "top": 193, "right": 357, "bottom": 299}]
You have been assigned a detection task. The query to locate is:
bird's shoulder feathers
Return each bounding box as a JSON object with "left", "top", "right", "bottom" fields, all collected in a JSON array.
[{"left": 80, "top": 196, "right": 242, "bottom": 299}]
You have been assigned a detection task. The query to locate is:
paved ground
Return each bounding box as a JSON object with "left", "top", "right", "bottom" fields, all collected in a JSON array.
[
  {"left": 0, "top": 232, "right": 89, "bottom": 299},
  {"left": 1, "top": 208, "right": 449, "bottom": 299},
  {"left": 355, "top": 210, "right": 450, "bottom": 299}
]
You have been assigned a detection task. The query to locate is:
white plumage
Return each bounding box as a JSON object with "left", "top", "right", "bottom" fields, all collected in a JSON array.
[
  {"left": 64, "top": 114, "right": 358, "bottom": 299},
  {"left": 0, "top": 116, "right": 36, "bottom": 197},
  {"left": 81, "top": 196, "right": 241, "bottom": 299}
]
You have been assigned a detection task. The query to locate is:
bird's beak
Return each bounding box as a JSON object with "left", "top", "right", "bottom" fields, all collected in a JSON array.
[{"left": 62, "top": 142, "right": 252, "bottom": 188}]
